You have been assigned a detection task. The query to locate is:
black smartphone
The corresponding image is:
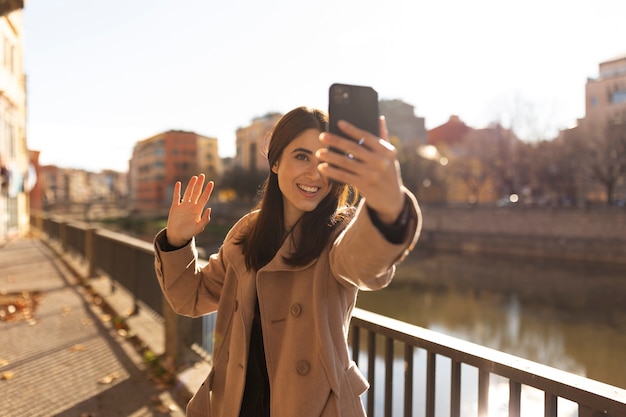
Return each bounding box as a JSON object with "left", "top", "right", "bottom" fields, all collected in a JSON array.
[{"left": 328, "top": 83, "right": 380, "bottom": 141}]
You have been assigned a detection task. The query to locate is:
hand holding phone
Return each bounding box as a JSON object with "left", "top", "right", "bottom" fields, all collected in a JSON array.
[{"left": 320, "top": 84, "right": 406, "bottom": 223}]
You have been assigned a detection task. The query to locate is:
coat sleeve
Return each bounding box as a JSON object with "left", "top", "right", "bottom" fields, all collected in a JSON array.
[
  {"left": 329, "top": 187, "right": 421, "bottom": 291},
  {"left": 153, "top": 228, "right": 227, "bottom": 318}
]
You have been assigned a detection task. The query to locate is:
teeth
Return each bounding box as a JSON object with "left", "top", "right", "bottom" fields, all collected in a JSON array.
[{"left": 298, "top": 184, "right": 319, "bottom": 193}]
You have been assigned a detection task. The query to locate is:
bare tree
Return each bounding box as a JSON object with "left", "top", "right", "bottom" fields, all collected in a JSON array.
[{"left": 576, "top": 114, "right": 626, "bottom": 205}]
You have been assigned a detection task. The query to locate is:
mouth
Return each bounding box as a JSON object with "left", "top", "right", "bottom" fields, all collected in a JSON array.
[{"left": 297, "top": 184, "right": 321, "bottom": 194}]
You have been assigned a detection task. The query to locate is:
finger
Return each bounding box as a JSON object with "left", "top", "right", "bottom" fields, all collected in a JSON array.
[
  {"left": 171, "top": 181, "right": 182, "bottom": 206},
  {"left": 379, "top": 116, "right": 389, "bottom": 141},
  {"left": 337, "top": 120, "right": 378, "bottom": 142},
  {"left": 317, "top": 162, "right": 359, "bottom": 184},
  {"left": 201, "top": 207, "right": 212, "bottom": 224},
  {"left": 316, "top": 147, "right": 367, "bottom": 169},
  {"left": 191, "top": 174, "right": 206, "bottom": 202},
  {"left": 198, "top": 181, "right": 214, "bottom": 207},
  {"left": 181, "top": 175, "right": 199, "bottom": 202},
  {"left": 319, "top": 132, "right": 372, "bottom": 161}
]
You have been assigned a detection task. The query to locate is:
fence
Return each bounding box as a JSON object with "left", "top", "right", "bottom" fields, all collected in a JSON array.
[{"left": 30, "top": 213, "right": 626, "bottom": 417}]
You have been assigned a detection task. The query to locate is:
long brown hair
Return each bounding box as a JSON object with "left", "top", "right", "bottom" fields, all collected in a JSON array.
[{"left": 236, "top": 106, "right": 356, "bottom": 271}]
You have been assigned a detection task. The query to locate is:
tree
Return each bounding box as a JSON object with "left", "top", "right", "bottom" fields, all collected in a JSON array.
[
  {"left": 576, "top": 115, "right": 626, "bottom": 205},
  {"left": 218, "top": 166, "right": 267, "bottom": 204},
  {"left": 529, "top": 136, "right": 582, "bottom": 206}
]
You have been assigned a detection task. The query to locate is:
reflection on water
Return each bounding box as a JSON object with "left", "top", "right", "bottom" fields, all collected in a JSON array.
[{"left": 355, "top": 251, "right": 626, "bottom": 416}]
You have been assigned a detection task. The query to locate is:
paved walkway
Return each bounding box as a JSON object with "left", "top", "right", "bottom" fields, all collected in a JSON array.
[{"left": 0, "top": 236, "right": 188, "bottom": 417}]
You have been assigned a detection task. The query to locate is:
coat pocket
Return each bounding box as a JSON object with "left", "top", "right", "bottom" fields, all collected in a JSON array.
[
  {"left": 186, "top": 367, "right": 214, "bottom": 417},
  {"left": 345, "top": 361, "right": 369, "bottom": 397},
  {"left": 330, "top": 361, "right": 368, "bottom": 417}
]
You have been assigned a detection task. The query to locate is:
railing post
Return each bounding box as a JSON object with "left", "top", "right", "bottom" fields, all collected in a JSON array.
[
  {"left": 60, "top": 220, "right": 68, "bottom": 253},
  {"left": 384, "top": 337, "right": 394, "bottom": 417},
  {"left": 478, "top": 369, "right": 490, "bottom": 417},
  {"left": 509, "top": 380, "right": 521, "bottom": 417},
  {"left": 403, "top": 344, "right": 413, "bottom": 417},
  {"left": 85, "top": 227, "right": 97, "bottom": 278},
  {"left": 163, "top": 296, "right": 180, "bottom": 362},
  {"left": 451, "top": 359, "right": 461, "bottom": 417},
  {"left": 426, "top": 352, "right": 436, "bottom": 417},
  {"left": 545, "top": 392, "right": 557, "bottom": 417},
  {"left": 162, "top": 295, "right": 192, "bottom": 366},
  {"left": 367, "top": 331, "right": 376, "bottom": 417}
]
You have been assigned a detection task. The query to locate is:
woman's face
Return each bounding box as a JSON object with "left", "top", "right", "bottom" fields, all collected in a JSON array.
[{"left": 272, "top": 128, "right": 331, "bottom": 229}]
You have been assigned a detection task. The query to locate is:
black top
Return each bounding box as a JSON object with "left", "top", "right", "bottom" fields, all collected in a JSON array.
[{"left": 239, "top": 298, "right": 270, "bottom": 417}]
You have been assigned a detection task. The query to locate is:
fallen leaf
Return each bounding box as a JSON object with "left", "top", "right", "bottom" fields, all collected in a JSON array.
[
  {"left": 1, "top": 371, "right": 15, "bottom": 380},
  {"left": 69, "top": 344, "right": 87, "bottom": 352},
  {"left": 98, "top": 371, "right": 120, "bottom": 385}
]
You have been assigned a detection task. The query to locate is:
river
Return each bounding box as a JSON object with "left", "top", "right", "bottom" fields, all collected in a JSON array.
[{"left": 354, "top": 249, "right": 626, "bottom": 416}]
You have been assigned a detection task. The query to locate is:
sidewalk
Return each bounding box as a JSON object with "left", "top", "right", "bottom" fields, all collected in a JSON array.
[{"left": 0, "top": 236, "right": 193, "bottom": 417}]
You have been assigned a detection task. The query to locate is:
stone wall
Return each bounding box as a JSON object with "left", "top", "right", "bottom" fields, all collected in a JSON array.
[{"left": 418, "top": 206, "right": 626, "bottom": 264}]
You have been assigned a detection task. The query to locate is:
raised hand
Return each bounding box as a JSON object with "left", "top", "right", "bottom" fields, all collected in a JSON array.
[
  {"left": 166, "top": 174, "right": 214, "bottom": 247},
  {"left": 317, "top": 117, "right": 405, "bottom": 224}
]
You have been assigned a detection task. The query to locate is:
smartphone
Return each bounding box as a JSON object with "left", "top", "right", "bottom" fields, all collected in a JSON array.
[{"left": 328, "top": 83, "right": 380, "bottom": 141}]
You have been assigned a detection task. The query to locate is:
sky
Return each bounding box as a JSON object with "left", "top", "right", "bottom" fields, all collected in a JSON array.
[{"left": 23, "top": 0, "right": 626, "bottom": 172}]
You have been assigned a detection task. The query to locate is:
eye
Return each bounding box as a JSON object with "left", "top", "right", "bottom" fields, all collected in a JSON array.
[{"left": 295, "top": 153, "right": 309, "bottom": 161}]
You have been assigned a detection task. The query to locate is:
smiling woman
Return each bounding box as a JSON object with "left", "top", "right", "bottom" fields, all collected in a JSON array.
[
  {"left": 271, "top": 129, "right": 331, "bottom": 229},
  {"left": 152, "top": 106, "right": 421, "bottom": 417}
]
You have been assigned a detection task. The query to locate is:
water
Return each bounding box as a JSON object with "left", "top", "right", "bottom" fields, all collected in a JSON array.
[{"left": 355, "top": 250, "right": 626, "bottom": 416}]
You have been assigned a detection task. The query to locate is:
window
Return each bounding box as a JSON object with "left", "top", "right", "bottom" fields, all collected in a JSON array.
[{"left": 610, "top": 90, "right": 626, "bottom": 104}]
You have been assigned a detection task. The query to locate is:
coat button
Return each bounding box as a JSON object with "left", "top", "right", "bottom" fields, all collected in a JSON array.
[
  {"left": 289, "top": 303, "right": 302, "bottom": 317},
  {"left": 296, "top": 360, "right": 310, "bottom": 376}
]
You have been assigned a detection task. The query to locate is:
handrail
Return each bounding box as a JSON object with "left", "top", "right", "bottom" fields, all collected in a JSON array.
[
  {"left": 350, "top": 308, "right": 626, "bottom": 417},
  {"left": 30, "top": 213, "right": 626, "bottom": 417}
]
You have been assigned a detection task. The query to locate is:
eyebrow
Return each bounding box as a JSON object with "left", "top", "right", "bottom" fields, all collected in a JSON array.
[{"left": 291, "top": 147, "right": 313, "bottom": 155}]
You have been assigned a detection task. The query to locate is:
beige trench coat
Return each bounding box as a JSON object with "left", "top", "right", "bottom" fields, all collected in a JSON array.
[{"left": 154, "top": 193, "right": 420, "bottom": 417}]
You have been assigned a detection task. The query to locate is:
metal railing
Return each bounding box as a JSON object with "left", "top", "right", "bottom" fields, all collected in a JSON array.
[
  {"left": 350, "top": 308, "right": 626, "bottom": 417},
  {"left": 30, "top": 213, "right": 626, "bottom": 417}
]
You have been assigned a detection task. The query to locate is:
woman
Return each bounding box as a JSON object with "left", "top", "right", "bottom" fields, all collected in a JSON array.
[{"left": 154, "top": 106, "right": 421, "bottom": 417}]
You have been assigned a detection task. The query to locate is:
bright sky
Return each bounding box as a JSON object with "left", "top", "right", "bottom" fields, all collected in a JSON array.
[{"left": 24, "top": 0, "right": 626, "bottom": 172}]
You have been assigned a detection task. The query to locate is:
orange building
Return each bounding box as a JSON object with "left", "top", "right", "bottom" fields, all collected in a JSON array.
[{"left": 129, "top": 130, "right": 220, "bottom": 214}]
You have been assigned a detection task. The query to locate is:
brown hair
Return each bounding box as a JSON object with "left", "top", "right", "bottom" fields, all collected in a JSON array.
[{"left": 236, "top": 106, "right": 356, "bottom": 271}]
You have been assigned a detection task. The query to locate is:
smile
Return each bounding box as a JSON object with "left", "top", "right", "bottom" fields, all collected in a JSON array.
[{"left": 297, "top": 184, "right": 320, "bottom": 194}]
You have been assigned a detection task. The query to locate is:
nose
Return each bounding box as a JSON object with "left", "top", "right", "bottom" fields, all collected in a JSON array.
[{"left": 306, "top": 159, "right": 322, "bottom": 180}]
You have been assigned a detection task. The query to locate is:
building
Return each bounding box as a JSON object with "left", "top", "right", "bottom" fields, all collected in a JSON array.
[
  {"left": 129, "top": 130, "right": 221, "bottom": 214},
  {"left": 428, "top": 115, "right": 471, "bottom": 148},
  {"left": 584, "top": 53, "right": 626, "bottom": 126},
  {"left": 560, "top": 54, "right": 626, "bottom": 204},
  {"left": 0, "top": 5, "right": 27, "bottom": 243},
  {"left": 235, "top": 112, "right": 281, "bottom": 172},
  {"left": 379, "top": 99, "right": 428, "bottom": 151},
  {"left": 35, "top": 165, "right": 128, "bottom": 218}
]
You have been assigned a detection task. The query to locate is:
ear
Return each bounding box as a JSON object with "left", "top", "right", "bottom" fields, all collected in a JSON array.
[{"left": 271, "top": 162, "right": 278, "bottom": 174}]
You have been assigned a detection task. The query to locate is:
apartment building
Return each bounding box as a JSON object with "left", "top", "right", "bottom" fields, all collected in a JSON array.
[
  {"left": 562, "top": 54, "right": 626, "bottom": 204},
  {"left": 584, "top": 53, "right": 626, "bottom": 126},
  {"left": 0, "top": 5, "right": 27, "bottom": 242},
  {"left": 235, "top": 112, "right": 281, "bottom": 172},
  {"left": 129, "top": 130, "right": 221, "bottom": 214}
]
